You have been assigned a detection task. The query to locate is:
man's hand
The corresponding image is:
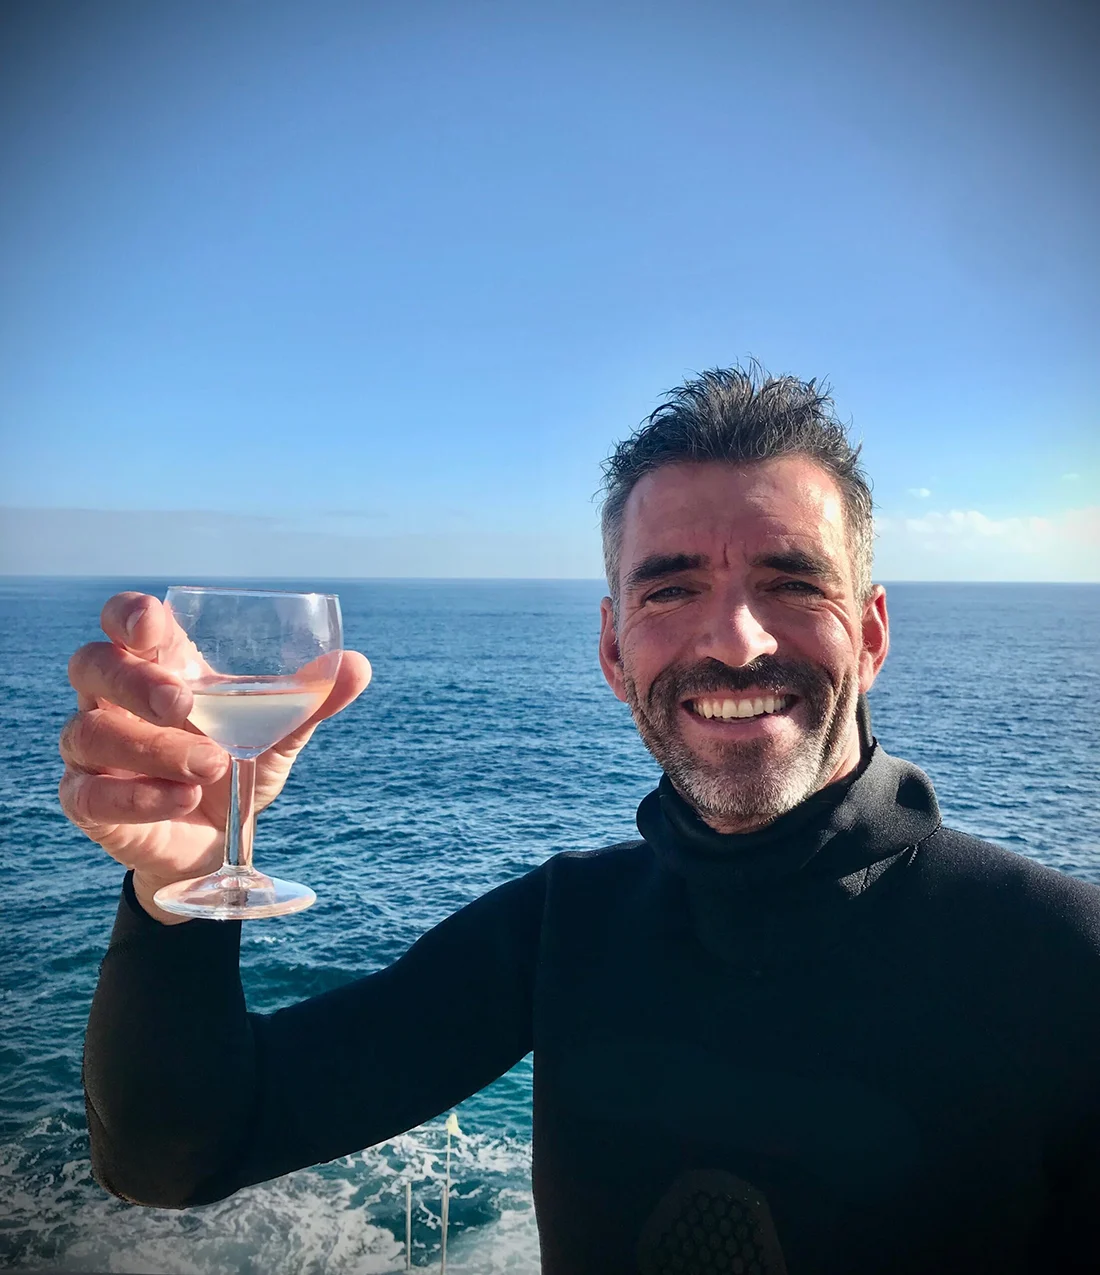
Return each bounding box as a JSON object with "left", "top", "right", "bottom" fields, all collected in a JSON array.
[{"left": 59, "top": 591, "right": 372, "bottom": 924}]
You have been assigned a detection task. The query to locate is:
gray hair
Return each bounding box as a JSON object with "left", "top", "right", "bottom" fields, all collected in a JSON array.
[{"left": 600, "top": 363, "right": 874, "bottom": 612}]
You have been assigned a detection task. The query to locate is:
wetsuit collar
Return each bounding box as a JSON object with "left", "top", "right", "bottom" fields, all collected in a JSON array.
[{"left": 636, "top": 699, "right": 941, "bottom": 894}]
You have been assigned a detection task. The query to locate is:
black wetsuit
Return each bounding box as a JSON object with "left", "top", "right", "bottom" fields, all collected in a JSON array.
[{"left": 84, "top": 736, "right": 1100, "bottom": 1274}]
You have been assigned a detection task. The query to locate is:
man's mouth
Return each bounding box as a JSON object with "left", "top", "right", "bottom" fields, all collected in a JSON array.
[{"left": 684, "top": 693, "right": 796, "bottom": 721}]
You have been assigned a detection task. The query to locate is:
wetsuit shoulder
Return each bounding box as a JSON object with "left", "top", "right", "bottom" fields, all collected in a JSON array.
[
  {"left": 910, "top": 825, "right": 1100, "bottom": 988},
  {"left": 917, "top": 825, "right": 1100, "bottom": 921},
  {"left": 549, "top": 837, "right": 650, "bottom": 862},
  {"left": 541, "top": 839, "right": 656, "bottom": 902}
]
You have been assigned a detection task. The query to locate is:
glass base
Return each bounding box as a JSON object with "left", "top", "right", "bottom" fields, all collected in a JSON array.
[{"left": 153, "top": 868, "right": 316, "bottom": 920}]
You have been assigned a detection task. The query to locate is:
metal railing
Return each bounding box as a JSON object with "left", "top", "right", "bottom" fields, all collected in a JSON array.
[{"left": 399, "top": 1111, "right": 462, "bottom": 1271}]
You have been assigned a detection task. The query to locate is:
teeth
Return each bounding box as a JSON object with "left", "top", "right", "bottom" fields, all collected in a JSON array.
[{"left": 692, "top": 695, "right": 790, "bottom": 719}]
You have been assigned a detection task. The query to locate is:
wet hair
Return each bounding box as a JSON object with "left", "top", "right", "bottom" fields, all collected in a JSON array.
[{"left": 600, "top": 362, "right": 874, "bottom": 612}]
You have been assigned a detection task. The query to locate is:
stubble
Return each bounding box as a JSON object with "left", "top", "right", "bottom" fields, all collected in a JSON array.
[{"left": 622, "top": 654, "right": 858, "bottom": 831}]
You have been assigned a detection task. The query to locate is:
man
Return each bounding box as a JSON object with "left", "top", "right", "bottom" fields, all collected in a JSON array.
[{"left": 64, "top": 366, "right": 1100, "bottom": 1274}]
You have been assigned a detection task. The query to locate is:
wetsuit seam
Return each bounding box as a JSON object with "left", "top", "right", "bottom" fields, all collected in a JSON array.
[{"left": 907, "top": 820, "right": 945, "bottom": 862}]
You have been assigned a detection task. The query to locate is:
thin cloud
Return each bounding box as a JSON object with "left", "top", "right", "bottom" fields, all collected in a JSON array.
[
  {"left": 0, "top": 507, "right": 606, "bottom": 578},
  {"left": 873, "top": 506, "right": 1100, "bottom": 581},
  {"left": 903, "top": 510, "right": 1050, "bottom": 540},
  {"left": 907, "top": 487, "right": 932, "bottom": 498},
  {"left": 1062, "top": 473, "right": 1081, "bottom": 481}
]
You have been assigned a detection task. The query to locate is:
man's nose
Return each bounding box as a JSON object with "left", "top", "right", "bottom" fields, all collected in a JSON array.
[{"left": 696, "top": 599, "right": 779, "bottom": 668}]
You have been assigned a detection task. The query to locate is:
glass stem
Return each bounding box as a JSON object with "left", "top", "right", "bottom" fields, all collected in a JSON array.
[{"left": 224, "top": 756, "right": 257, "bottom": 874}]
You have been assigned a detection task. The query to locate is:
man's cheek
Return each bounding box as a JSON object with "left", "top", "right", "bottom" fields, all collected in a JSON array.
[
  {"left": 620, "top": 641, "right": 664, "bottom": 688},
  {"left": 626, "top": 626, "right": 684, "bottom": 674}
]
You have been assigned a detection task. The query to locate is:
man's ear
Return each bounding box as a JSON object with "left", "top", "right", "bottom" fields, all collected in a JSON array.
[
  {"left": 598, "top": 596, "right": 629, "bottom": 703},
  {"left": 858, "top": 585, "right": 890, "bottom": 693}
]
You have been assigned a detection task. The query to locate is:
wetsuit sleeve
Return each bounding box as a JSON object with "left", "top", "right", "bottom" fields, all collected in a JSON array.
[{"left": 83, "top": 866, "right": 544, "bottom": 1208}]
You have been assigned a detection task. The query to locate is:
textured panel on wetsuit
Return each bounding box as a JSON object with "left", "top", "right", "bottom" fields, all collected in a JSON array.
[{"left": 637, "top": 1170, "right": 788, "bottom": 1275}]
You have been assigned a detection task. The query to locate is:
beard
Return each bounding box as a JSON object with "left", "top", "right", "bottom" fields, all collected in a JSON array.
[{"left": 622, "top": 653, "right": 858, "bottom": 831}]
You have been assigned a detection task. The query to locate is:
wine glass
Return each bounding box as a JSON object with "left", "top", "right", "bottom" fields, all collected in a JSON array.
[{"left": 152, "top": 586, "right": 343, "bottom": 920}]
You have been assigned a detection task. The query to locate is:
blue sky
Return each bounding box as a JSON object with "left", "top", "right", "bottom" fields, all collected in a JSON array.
[{"left": 2, "top": 0, "right": 1097, "bottom": 580}]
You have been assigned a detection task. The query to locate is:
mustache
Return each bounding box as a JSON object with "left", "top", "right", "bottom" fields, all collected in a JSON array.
[{"left": 648, "top": 656, "right": 827, "bottom": 707}]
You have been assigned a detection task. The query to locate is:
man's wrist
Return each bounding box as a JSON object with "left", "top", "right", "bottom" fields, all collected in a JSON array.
[{"left": 131, "top": 871, "right": 192, "bottom": 926}]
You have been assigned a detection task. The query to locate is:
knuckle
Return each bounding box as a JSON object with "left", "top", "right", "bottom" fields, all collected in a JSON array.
[
  {"left": 56, "top": 770, "right": 71, "bottom": 815},
  {"left": 58, "top": 711, "right": 82, "bottom": 763},
  {"left": 60, "top": 707, "right": 109, "bottom": 769},
  {"left": 67, "top": 645, "right": 90, "bottom": 691},
  {"left": 59, "top": 768, "right": 92, "bottom": 825},
  {"left": 81, "top": 707, "right": 115, "bottom": 762},
  {"left": 68, "top": 641, "right": 111, "bottom": 694}
]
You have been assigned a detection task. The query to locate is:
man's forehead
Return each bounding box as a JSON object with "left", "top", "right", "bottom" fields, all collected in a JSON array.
[{"left": 621, "top": 458, "right": 848, "bottom": 553}]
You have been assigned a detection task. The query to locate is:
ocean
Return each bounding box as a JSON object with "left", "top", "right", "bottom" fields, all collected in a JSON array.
[{"left": 2, "top": 578, "right": 1098, "bottom": 1273}]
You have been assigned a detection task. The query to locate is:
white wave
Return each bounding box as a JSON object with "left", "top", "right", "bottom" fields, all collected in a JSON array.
[
  {"left": 1, "top": 1121, "right": 540, "bottom": 1274},
  {"left": 442, "top": 1190, "right": 541, "bottom": 1273}
]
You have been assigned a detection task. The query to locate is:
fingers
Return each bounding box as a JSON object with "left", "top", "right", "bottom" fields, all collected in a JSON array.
[
  {"left": 84, "top": 592, "right": 218, "bottom": 722},
  {"left": 60, "top": 707, "right": 228, "bottom": 783},
  {"left": 68, "top": 642, "right": 192, "bottom": 725},
  {"left": 59, "top": 767, "right": 203, "bottom": 829}
]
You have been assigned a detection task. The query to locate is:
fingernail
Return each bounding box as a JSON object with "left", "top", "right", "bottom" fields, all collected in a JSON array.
[
  {"left": 125, "top": 604, "right": 148, "bottom": 642},
  {"left": 186, "top": 744, "right": 226, "bottom": 781},
  {"left": 149, "top": 682, "right": 186, "bottom": 721}
]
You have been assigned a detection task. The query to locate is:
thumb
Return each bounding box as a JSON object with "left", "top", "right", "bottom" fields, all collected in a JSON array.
[
  {"left": 315, "top": 650, "right": 372, "bottom": 721},
  {"left": 266, "top": 650, "right": 371, "bottom": 761}
]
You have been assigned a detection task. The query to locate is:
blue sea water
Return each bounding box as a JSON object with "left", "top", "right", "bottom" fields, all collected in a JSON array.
[{"left": 1, "top": 578, "right": 1098, "bottom": 1273}]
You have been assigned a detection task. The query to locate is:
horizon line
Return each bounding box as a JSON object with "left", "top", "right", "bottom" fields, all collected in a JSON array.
[{"left": 1, "top": 574, "right": 1098, "bottom": 586}]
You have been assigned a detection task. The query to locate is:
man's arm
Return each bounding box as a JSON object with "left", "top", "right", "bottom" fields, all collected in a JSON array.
[{"left": 84, "top": 864, "right": 544, "bottom": 1207}]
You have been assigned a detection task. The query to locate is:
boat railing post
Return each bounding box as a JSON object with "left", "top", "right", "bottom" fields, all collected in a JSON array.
[
  {"left": 405, "top": 1179, "right": 412, "bottom": 1270},
  {"left": 441, "top": 1113, "right": 460, "bottom": 1273}
]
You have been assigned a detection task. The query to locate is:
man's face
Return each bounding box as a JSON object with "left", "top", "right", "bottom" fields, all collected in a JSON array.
[{"left": 598, "top": 457, "right": 889, "bottom": 833}]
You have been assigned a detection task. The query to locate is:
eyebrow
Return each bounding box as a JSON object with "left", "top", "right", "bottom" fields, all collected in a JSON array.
[
  {"left": 623, "top": 552, "right": 707, "bottom": 594},
  {"left": 751, "top": 549, "right": 843, "bottom": 585}
]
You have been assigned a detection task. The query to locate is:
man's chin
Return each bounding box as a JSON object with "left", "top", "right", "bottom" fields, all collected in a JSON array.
[
  {"left": 647, "top": 726, "right": 829, "bottom": 829},
  {"left": 673, "top": 762, "right": 798, "bottom": 820}
]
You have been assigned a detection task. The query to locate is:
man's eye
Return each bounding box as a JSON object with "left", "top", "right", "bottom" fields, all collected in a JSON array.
[
  {"left": 777, "top": 579, "right": 823, "bottom": 594},
  {"left": 645, "top": 585, "right": 690, "bottom": 603}
]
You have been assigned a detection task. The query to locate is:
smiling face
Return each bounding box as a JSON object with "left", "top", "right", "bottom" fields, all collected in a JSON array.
[{"left": 598, "top": 456, "right": 890, "bottom": 833}]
